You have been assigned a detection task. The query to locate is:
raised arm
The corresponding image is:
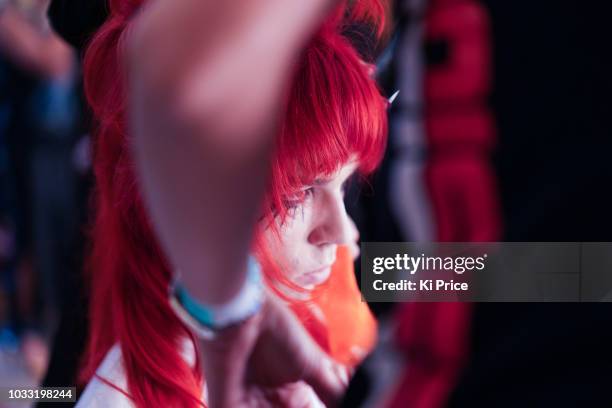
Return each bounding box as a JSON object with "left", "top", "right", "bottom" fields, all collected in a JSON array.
[{"left": 126, "top": 0, "right": 330, "bottom": 304}]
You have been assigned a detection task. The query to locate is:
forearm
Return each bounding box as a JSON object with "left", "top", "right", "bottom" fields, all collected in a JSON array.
[{"left": 127, "top": 0, "right": 330, "bottom": 304}]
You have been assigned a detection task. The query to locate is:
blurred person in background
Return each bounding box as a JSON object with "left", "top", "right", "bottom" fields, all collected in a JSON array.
[
  {"left": 33, "top": 1, "right": 105, "bottom": 403},
  {"left": 0, "top": 0, "right": 80, "bottom": 384}
]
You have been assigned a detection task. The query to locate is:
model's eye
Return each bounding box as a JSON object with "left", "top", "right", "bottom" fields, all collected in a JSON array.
[
  {"left": 283, "top": 199, "right": 300, "bottom": 210},
  {"left": 304, "top": 187, "right": 315, "bottom": 198},
  {"left": 283, "top": 187, "right": 314, "bottom": 210}
]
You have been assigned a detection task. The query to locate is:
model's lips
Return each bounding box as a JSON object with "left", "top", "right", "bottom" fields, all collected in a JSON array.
[
  {"left": 299, "top": 264, "right": 333, "bottom": 287},
  {"left": 307, "top": 264, "right": 333, "bottom": 275},
  {"left": 307, "top": 262, "right": 333, "bottom": 273},
  {"left": 309, "top": 256, "right": 337, "bottom": 273}
]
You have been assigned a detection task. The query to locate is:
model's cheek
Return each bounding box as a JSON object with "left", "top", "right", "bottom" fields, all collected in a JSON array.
[
  {"left": 268, "top": 226, "right": 305, "bottom": 276},
  {"left": 281, "top": 207, "right": 313, "bottom": 248}
]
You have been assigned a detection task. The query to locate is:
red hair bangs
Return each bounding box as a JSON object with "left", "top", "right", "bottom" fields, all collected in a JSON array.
[{"left": 268, "top": 28, "right": 388, "bottom": 222}]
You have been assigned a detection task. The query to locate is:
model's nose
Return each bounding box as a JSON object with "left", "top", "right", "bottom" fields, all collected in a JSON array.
[{"left": 307, "top": 192, "right": 351, "bottom": 247}]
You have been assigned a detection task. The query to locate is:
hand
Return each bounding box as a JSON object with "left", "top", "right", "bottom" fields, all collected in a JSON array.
[{"left": 199, "top": 294, "right": 348, "bottom": 408}]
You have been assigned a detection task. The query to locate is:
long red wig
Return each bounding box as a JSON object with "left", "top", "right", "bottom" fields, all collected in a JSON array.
[{"left": 81, "top": 1, "right": 388, "bottom": 407}]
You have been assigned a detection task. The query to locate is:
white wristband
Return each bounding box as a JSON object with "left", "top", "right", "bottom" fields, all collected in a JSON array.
[{"left": 169, "top": 256, "right": 264, "bottom": 339}]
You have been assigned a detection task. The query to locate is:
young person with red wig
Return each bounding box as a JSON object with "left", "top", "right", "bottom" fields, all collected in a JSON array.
[{"left": 76, "top": 0, "right": 388, "bottom": 406}]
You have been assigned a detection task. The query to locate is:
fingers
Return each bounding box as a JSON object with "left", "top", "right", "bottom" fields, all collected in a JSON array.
[
  {"left": 199, "top": 313, "right": 264, "bottom": 408},
  {"left": 263, "top": 294, "right": 349, "bottom": 406},
  {"left": 268, "top": 382, "right": 324, "bottom": 408},
  {"left": 300, "top": 352, "right": 348, "bottom": 407},
  {"left": 200, "top": 293, "right": 350, "bottom": 407}
]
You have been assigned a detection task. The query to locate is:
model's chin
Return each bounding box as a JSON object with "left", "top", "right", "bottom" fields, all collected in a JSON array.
[{"left": 296, "top": 266, "right": 332, "bottom": 288}]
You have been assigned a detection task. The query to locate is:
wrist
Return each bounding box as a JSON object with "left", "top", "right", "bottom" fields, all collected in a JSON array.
[{"left": 169, "top": 256, "right": 265, "bottom": 339}]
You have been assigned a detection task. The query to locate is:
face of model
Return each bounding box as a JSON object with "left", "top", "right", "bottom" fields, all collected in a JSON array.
[{"left": 261, "top": 161, "right": 360, "bottom": 290}]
